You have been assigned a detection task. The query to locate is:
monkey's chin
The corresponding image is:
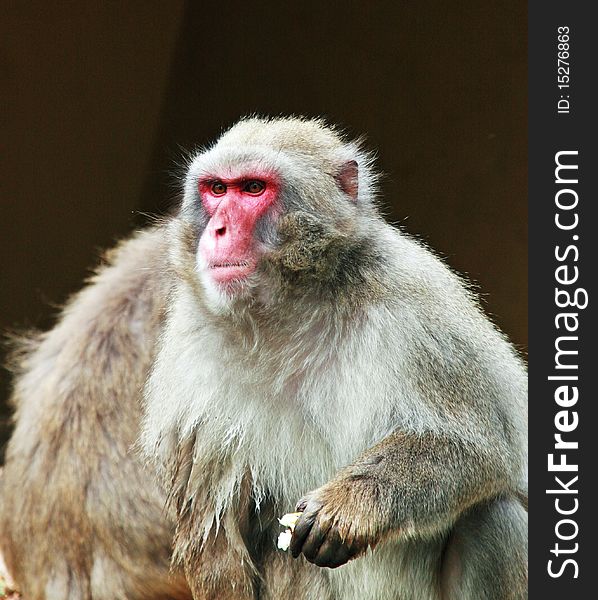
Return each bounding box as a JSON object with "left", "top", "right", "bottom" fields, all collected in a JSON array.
[{"left": 198, "top": 268, "right": 254, "bottom": 314}]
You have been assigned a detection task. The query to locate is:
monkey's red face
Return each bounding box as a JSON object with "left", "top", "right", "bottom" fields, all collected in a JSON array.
[{"left": 197, "top": 174, "right": 279, "bottom": 285}]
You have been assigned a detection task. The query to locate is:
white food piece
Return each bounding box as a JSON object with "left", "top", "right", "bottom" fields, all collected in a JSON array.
[
  {"left": 277, "top": 530, "right": 293, "bottom": 551},
  {"left": 277, "top": 511, "right": 303, "bottom": 552},
  {"left": 278, "top": 511, "right": 302, "bottom": 530}
]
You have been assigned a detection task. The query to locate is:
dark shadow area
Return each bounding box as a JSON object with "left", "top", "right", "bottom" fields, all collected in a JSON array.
[{"left": 1, "top": 0, "right": 527, "bottom": 454}]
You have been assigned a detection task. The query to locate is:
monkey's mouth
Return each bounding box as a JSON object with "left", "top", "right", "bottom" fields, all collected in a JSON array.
[{"left": 208, "top": 260, "right": 256, "bottom": 283}]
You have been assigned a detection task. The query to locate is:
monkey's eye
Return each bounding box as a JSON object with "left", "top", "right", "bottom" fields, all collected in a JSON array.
[
  {"left": 211, "top": 181, "right": 227, "bottom": 195},
  {"left": 243, "top": 180, "right": 265, "bottom": 195}
]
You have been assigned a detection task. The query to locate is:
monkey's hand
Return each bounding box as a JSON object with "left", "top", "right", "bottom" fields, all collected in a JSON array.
[
  {"left": 289, "top": 474, "right": 388, "bottom": 569},
  {"left": 288, "top": 431, "right": 513, "bottom": 569}
]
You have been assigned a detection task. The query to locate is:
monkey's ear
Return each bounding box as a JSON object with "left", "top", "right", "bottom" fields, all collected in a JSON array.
[{"left": 335, "top": 160, "right": 359, "bottom": 202}]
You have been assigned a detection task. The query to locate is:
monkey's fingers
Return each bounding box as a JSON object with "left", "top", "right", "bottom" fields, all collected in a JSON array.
[
  {"left": 289, "top": 500, "right": 323, "bottom": 558},
  {"left": 295, "top": 497, "right": 309, "bottom": 512},
  {"left": 300, "top": 513, "right": 334, "bottom": 561},
  {"left": 311, "top": 528, "right": 357, "bottom": 569}
]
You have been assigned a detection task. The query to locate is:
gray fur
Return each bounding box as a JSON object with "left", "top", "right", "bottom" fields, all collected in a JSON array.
[
  {"left": 0, "top": 116, "right": 527, "bottom": 600},
  {"left": 142, "top": 117, "right": 528, "bottom": 599}
]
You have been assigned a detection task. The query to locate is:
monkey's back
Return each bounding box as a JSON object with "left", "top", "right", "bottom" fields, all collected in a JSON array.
[{"left": 0, "top": 227, "right": 190, "bottom": 600}]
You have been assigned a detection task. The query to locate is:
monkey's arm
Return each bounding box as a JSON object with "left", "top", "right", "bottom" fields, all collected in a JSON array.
[{"left": 290, "top": 429, "right": 518, "bottom": 568}]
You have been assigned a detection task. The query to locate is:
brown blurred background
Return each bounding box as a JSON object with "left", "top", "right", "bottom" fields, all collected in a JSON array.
[{"left": 0, "top": 1, "right": 527, "bottom": 453}]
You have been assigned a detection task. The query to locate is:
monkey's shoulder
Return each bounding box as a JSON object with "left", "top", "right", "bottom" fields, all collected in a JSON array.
[
  {"left": 65, "top": 225, "right": 172, "bottom": 331},
  {"left": 369, "top": 229, "right": 527, "bottom": 400},
  {"left": 10, "top": 226, "right": 172, "bottom": 405}
]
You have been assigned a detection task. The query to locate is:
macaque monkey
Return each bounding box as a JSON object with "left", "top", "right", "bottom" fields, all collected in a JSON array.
[
  {"left": 1, "top": 117, "right": 527, "bottom": 600},
  {"left": 0, "top": 232, "right": 191, "bottom": 599}
]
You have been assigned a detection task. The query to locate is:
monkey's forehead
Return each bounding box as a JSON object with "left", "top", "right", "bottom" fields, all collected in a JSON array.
[{"left": 188, "top": 143, "right": 339, "bottom": 182}]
